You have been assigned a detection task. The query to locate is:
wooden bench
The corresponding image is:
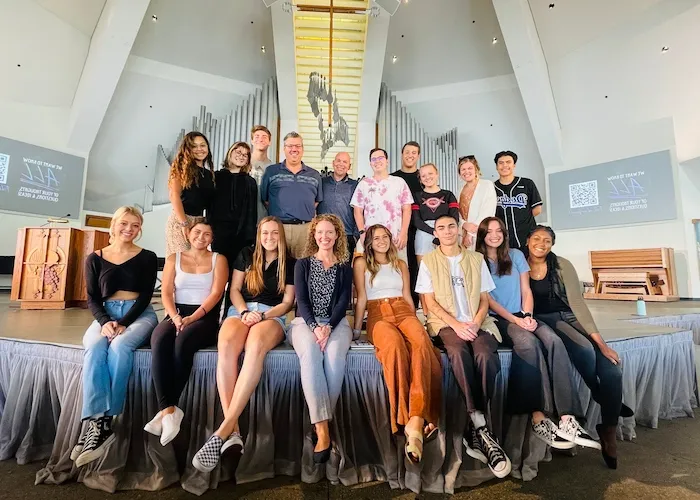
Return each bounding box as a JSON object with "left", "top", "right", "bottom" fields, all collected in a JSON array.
[{"left": 584, "top": 248, "right": 679, "bottom": 302}]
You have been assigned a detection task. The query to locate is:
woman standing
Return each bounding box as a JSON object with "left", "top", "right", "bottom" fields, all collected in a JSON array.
[
  {"left": 166, "top": 132, "right": 216, "bottom": 257},
  {"left": 457, "top": 156, "right": 497, "bottom": 250},
  {"left": 526, "top": 225, "right": 631, "bottom": 469},
  {"left": 353, "top": 224, "right": 442, "bottom": 463},
  {"left": 145, "top": 218, "right": 228, "bottom": 446},
  {"left": 210, "top": 141, "right": 258, "bottom": 269},
  {"left": 288, "top": 214, "right": 353, "bottom": 464},
  {"left": 192, "top": 217, "right": 296, "bottom": 472},
  {"left": 411, "top": 163, "right": 460, "bottom": 263},
  {"left": 72, "top": 206, "right": 158, "bottom": 467},
  {"left": 475, "top": 218, "right": 598, "bottom": 452}
]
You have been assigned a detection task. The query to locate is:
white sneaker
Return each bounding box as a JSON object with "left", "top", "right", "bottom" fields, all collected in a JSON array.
[
  {"left": 144, "top": 411, "right": 165, "bottom": 436},
  {"left": 160, "top": 407, "right": 184, "bottom": 446},
  {"left": 221, "top": 432, "right": 245, "bottom": 455},
  {"left": 557, "top": 417, "right": 602, "bottom": 450},
  {"left": 532, "top": 418, "right": 575, "bottom": 450}
]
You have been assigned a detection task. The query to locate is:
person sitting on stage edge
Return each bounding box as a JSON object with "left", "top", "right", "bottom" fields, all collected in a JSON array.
[
  {"left": 353, "top": 224, "right": 442, "bottom": 463},
  {"left": 288, "top": 214, "right": 353, "bottom": 464},
  {"left": 475, "top": 217, "right": 599, "bottom": 454},
  {"left": 192, "top": 217, "right": 296, "bottom": 472},
  {"left": 73, "top": 206, "right": 158, "bottom": 467},
  {"left": 166, "top": 132, "right": 216, "bottom": 257},
  {"left": 525, "top": 225, "right": 633, "bottom": 469},
  {"left": 146, "top": 218, "right": 228, "bottom": 447},
  {"left": 416, "top": 214, "right": 511, "bottom": 478}
]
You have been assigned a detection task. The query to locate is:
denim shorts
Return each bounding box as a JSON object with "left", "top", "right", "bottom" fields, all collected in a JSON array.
[{"left": 227, "top": 302, "right": 286, "bottom": 330}]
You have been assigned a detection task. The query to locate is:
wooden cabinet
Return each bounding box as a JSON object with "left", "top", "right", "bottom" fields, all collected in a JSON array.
[{"left": 10, "top": 227, "right": 109, "bottom": 309}]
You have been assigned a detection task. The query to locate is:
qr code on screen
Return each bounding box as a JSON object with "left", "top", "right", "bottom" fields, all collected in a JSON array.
[
  {"left": 0, "top": 153, "right": 9, "bottom": 184},
  {"left": 569, "top": 180, "right": 599, "bottom": 209}
]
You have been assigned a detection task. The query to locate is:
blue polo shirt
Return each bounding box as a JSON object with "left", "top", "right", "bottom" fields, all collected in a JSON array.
[
  {"left": 317, "top": 175, "right": 359, "bottom": 237},
  {"left": 260, "top": 161, "right": 323, "bottom": 222}
]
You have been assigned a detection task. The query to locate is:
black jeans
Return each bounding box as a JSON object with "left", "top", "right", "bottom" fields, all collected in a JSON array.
[
  {"left": 212, "top": 228, "right": 252, "bottom": 313},
  {"left": 496, "top": 315, "right": 579, "bottom": 417},
  {"left": 536, "top": 311, "right": 623, "bottom": 426},
  {"left": 438, "top": 327, "right": 500, "bottom": 413},
  {"left": 150, "top": 304, "right": 219, "bottom": 410},
  {"left": 406, "top": 226, "right": 419, "bottom": 308}
]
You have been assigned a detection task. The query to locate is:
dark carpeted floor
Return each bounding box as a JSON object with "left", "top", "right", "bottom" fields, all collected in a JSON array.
[{"left": 2, "top": 410, "right": 699, "bottom": 500}]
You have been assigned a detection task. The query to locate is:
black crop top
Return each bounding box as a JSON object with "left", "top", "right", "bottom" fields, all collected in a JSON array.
[
  {"left": 85, "top": 249, "right": 158, "bottom": 327},
  {"left": 181, "top": 167, "right": 215, "bottom": 216}
]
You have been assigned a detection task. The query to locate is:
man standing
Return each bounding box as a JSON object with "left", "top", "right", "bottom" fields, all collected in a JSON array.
[
  {"left": 250, "top": 125, "right": 274, "bottom": 223},
  {"left": 317, "top": 152, "right": 359, "bottom": 255},
  {"left": 493, "top": 151, "right": 542, "bottom": 250},
  {"left": 351, "top": 148, "right": 413, "bottom": 261},
  {"left": 392, "top": 141, "right": 422, "bottom": 306},
  {"left": 260, "top": 132, "right": 322, "bottom": 258},
  {"left": 416, "top": 214, "right": 511, "bottom": 479}
]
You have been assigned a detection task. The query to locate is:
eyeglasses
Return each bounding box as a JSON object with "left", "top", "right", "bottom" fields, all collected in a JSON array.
[
  {"left": 369, "top": 156, "right": 386, "bottom": 163},
  {"left": 284, "top": 144, "right": 303, "bottom": 150},
  {"left": 232, "top": 150, "right": 249, "bottom": 157}
]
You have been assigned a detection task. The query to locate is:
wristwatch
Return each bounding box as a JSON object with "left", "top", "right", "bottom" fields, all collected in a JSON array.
[
  {"left": 261, "top": 311, "right": 266, "bottom": 320},
  {"left": 522, "top": 312, "right": 532, "bottom": 318},
  {"left": 241, "top": 309, "right": 250, "bottom": 317},
  {"left": 358, "top": 229, "right": 365, "bottom": 235}
]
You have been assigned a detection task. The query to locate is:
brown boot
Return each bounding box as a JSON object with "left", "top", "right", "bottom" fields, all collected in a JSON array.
[{"left": 596, "top": 424, "right": 618, "bottom": 469}]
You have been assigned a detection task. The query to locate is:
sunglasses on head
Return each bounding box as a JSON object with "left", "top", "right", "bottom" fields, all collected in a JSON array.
[{"left": 459, "top": 155, "right": 476, "bottom": 163}]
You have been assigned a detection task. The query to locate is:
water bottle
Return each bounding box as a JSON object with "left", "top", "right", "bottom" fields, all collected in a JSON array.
[{"left": 636, "top": 297, "right": 647, "bottom": 316}]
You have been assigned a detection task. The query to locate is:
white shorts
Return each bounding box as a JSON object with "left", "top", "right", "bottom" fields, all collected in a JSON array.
[{"left": 415, "top": 220, "right": 436, "bottom": 256}]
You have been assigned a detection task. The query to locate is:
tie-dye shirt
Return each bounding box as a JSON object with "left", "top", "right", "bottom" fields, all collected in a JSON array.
[{"left": 350, "top": 175, "right": 414, "bottom": 239}]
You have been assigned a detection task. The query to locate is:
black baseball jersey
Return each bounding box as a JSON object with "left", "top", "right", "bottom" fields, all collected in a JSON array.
[{"left": 494, "top": 176, "right": 542, "bottom": 249}]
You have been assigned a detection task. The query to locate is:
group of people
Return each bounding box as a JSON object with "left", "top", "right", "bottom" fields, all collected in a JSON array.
[{"left": 71, "top": 127, "right": 631, "bottom": 485}]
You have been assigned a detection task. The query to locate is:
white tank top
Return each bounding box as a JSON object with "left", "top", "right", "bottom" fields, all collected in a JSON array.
[
  {"left": 174, "top": 252, "right": 217, "bottom": 305},
  {"left": 365, "top": 263, "right": 403, "bottom": 300}
]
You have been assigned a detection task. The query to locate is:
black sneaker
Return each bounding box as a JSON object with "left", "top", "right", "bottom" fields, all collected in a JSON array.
[
  {"left": 557, "top": 417, "right": 602, "bottom": 450},
  {"left": 463, "top": 423, "right": 487, "bottom": 463},
  {"left": 75, "top": 416, "right": 115, "bottom": 467},
  {"left": 192, "top": 435, "right": 224, "bottom": 473},
  {"left": 475, "top": 426, "right": 512, "bottom": 479},
  {"left": 70, "top": 420, "right": 96, "bottom": 461},
  {"left": 532, "top": 418, "right": 575, "bottom": 450}
]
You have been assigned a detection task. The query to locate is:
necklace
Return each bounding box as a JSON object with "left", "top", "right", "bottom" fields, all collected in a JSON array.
[{"left": 530, "top": 264, "right": 547, "bottom": 280}]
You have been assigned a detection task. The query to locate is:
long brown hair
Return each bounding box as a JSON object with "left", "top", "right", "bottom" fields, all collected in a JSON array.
[
  {"left": 303, "top": 214, "right": 349, "bottom": 264},
  {"left": 168, "top": 132, "right": 214, "bottom": 190},
  {"left": 475, "top": 217, "right": 512, "bottom": 276},
  {"left": 364, "top": 224, "right": 401, "bottom": 285},
  {"left": 222, "top": 141, "right": 252, "bottom": 174},
  {"left": 244, "top": 216, "right": 289, "bottom": 296}
]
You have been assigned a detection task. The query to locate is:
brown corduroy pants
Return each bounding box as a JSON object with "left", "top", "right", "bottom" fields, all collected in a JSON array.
[{"left": 366, "top": 297, "right": 442, "bottom": 434}]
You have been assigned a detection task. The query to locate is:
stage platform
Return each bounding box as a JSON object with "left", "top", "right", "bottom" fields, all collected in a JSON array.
[{"left": 0, "top": 294, "right": 698, "bottom": 495}]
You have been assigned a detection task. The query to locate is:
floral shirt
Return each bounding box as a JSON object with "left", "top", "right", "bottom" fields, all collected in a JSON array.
[{"left": 350, "top": 175, "right": 413, "bottom": 239}]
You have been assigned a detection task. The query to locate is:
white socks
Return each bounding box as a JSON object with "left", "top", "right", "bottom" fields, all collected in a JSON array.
[{"left": 470, "top": 411, "right": 486, "bottom": 429}]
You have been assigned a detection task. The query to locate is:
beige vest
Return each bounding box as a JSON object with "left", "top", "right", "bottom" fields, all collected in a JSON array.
[{"left": 423, "top": 247, "right": 501, "bottom": 341}]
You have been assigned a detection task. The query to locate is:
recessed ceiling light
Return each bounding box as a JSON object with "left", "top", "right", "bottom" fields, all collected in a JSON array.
[
  {"left": 261, "top": 45, "right": 266, "bottom": 53},
  {"left": 392, "top": 55, "right": 398, "bottom": 64},
  {"left": 492, "top": 37, "right": 498, "bottom": 44},
  {"left": 151, "top": 14, "right": 157, "bottom": 22},
  {"left": 661, "top": 46, "right": 669, "bottom": 53}
]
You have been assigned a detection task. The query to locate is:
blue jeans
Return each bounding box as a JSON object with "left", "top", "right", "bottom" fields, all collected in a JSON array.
[
  {"left": 227, "top": 302, "right": 287, "bottom": 330},
  {"left": 82, "top": 300, "right": 158, "bottom": 419}
]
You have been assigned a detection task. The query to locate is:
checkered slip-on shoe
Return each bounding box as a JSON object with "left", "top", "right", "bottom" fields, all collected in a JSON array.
[{"left": 192, "top": 435, "right": 224, "bottom": 473}]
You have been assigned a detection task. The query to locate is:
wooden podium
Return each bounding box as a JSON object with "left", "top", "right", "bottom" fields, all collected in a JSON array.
[{"left": 10, "top": 227, "right": 110, "bottom": 310}]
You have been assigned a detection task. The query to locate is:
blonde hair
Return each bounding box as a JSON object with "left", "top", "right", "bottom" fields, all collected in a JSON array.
[
  {"left": 363, "top": 224, "right": 401, "bottom": 285},
  {"left": 419, "top": 162, "right": 438, "bottom": 173},
  {"left": 222, "top": 141, "right": 252, "bottom": 174},
  {"left": 458, "top": 155, "right": 481, "bottom": 176},
  {"left": 244, "top": 217, "right": 289, "bottom": 296},
  {"left": 109, "top": 206, "right": 143, "bottom": 244},
  {"left": 303, "top": 214, "right": 349, "bottom": 264}
]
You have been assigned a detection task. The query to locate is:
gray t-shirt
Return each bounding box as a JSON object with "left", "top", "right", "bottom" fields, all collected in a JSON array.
[{"left": 251, "top": 158, "right": 273, "bottom": 223}]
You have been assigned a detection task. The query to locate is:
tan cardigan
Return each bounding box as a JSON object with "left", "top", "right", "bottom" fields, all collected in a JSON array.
[
  {"left": 555, "top": 256, "right": 599, "bottom": 335},
  {"left": 422, "top": 248, "right": 501, "bottom": 341}
]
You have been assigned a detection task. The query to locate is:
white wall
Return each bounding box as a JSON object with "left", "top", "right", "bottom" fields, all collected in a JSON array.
[
  {"left": 528, "top": 1, "right": 700, "bottom": 297},
  {"left": 394, "top": 78, "right": 547, "bottom": 217},
  {"left": 84, "top": 57, "right": 250, "bottom": 210}
]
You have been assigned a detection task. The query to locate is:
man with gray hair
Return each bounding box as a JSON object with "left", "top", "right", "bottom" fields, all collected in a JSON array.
[
  {"left": 317, "top": 152, "right": 359, "bottom": 255},
  {"left": 260, "top": 132, "right": 323, "bottom": 258}
]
